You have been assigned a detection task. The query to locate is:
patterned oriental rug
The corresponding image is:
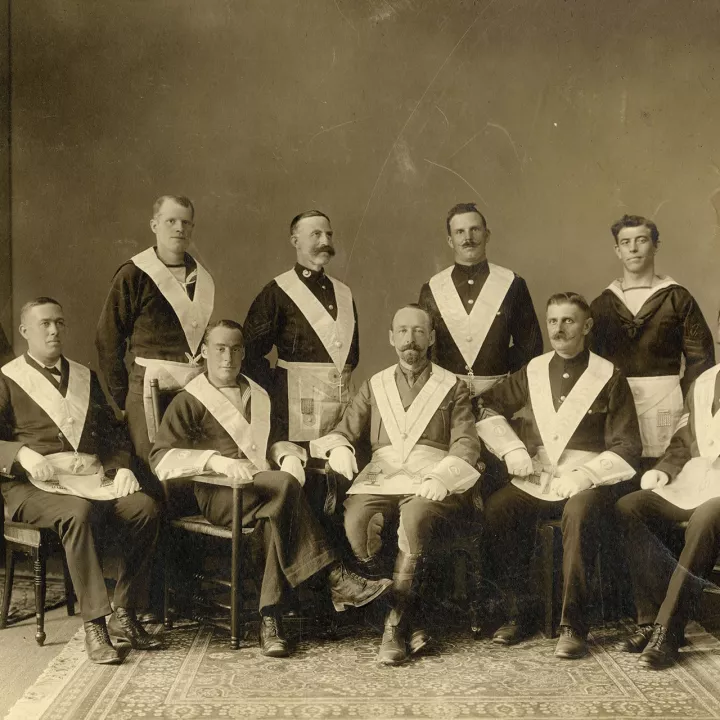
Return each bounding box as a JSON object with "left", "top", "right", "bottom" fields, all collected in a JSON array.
[
  {"left": 7, "top": 619, "right": 720, "bottom": 720},
  {"left": 0, "top": 573, "right": 67, "bottom": 623}
]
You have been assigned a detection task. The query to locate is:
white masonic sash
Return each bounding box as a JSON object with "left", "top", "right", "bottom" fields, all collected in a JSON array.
[
  {"left": 370, "top": 364, "right": 457, "bottom": 463},
  {"left": 429, "top": 263, "right": 514, "bottom": 370},
  {"left": 132, "top": 247, "right": 215, "bottom": 357},
  {"left": 527, "top": 351, "right": 614, "bottom": 467},
  {"left": 605, "top": 276, "right": 678, "bottom": 315},
  {"left": 694, "top": 365, "right": 720, "bottom": 462},
  {"left": 184, "top": 374, "right": 270, "bottom": 471},
  {"left": 275, "top": 269, "right": 355, "bottom": 372},
  {"left": 2, "top": 356, "right": 90, "bottom": 451}
]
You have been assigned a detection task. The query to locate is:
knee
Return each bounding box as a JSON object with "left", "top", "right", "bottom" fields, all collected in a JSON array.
[
  {"left": 562, "top": 491, "right": 604, "bottom": 531},
  {"left": 344, "top": 508, "right": 387, "bottom": 560},
  {"left": 615, "top": 490, "right": 647, "bottom": 522},
  {"left": 134, "top": 492, "right": 161, "bottom": 523},
  {"left": 687, "top": 500, "right": 720, "bottom": 539}
]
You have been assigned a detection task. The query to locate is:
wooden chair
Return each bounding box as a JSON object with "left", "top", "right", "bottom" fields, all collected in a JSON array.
[{"left": 0, "top": 495, "right": 75, "bottom": 646}]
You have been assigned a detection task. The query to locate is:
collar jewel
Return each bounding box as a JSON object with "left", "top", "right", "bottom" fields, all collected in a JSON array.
[{"left": 302, "top": 269, "right": 312, "bottom": 278}]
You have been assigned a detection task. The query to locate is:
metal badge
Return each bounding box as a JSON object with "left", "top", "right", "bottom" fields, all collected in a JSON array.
[{"left": 657, "top": 410, "right": 672, "bottom": 427}]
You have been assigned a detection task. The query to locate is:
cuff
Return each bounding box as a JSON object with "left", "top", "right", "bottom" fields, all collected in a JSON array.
[
  {"left": 580, "top": 451, "right": 636, "bottom": 486},
  {"left": 310, "top": 433, "right": 355, "bottom": 459},
  {"left": 154, "top": 448, "right": 219, "bottom": 481},
  {"left": 475, "top": 416, "right": 525, "bottom": 459},
  {"left": 653, "top": 459, "right": 683, "bottom": 482},
  {"left": 268, "top": 441, "right": 308, "bottom": 467},
  {"left": 424, "top": 455, "right": 480, "bottom": 494}
]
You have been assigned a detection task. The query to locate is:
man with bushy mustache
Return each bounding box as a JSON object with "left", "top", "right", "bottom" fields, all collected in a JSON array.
[
  {"left": 311, "top": 304, "right": 482, "bottom": 665},
  {"left": 242, "top": 211, "right": 359, "bottom": 492}
]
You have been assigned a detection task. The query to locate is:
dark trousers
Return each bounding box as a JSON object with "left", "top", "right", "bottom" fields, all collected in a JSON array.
[
  {"left": 125, "top": 390, "right": 164, "bottom": 501},
  {"left": 194, "top": 470, "right": 337, "bottom": 612},
  {"left": 484, "top": 482, "right": 618, "bottom": 635},
  {"left": 343, "top": 493, "right": 464, "bottom": 559},
  {"left": 14, "top": 488, "right": 160, "bottom": 621},
  {"left": 616, "top": 490, "right": 720, "bottom": 629}
]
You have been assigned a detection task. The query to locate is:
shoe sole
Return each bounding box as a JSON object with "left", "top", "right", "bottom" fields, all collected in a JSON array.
[
  {"left": 109, "top": 634, "right": 162, "bottom": 651},
  {"left": 332, "top": 578, "right": 393, "bottom": 613},
  {"left": 554, "top": 650, "right": 587, "bottom": 659},
  {"left": 409, "top": 636, "right": 430, "bottom": 655},
  {"left": 377, "top": 654, "right": 408, "bottom": 666},
  {"left": 638, "top": 656, "right": 675, "bottom": 670}
]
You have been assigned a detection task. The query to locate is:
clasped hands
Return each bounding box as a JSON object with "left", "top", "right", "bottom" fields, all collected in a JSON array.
[
  {"left": 328, "top": 446, "right": 448, "bottom": 501},
  {"left": 503, "top": 447, "right": 593, "bottom": 498},
  {"left": 16, "top": 447, "right": 139, "bottom": 497}
]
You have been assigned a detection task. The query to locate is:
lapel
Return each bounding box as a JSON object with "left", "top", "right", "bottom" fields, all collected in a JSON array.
[
  {"left": 693, "top": 365, "right": 720, "bottom": 461},
  {"left": 370, "top": 363, "right": 456, "bottom": 462},
  {"left": 184, "top": 374, "right": 270, "bottom": 470},
  {"left": 132, "top": 247, "right": 215, "bottom": 356},
  {"left": 274, "top": 269, "right": 355, "bottom": 372},
  {"left": 605, "top": 277, "right": 678, "bottom": 318},
  {"left": 527, "top": 351, "right": 614, "bottom": 466},
  {"left": 1, "top": 355, "right": 91, "bottom": 451},
  {"left": 429, "top": 263, "right": 514, "bottom": 369}
]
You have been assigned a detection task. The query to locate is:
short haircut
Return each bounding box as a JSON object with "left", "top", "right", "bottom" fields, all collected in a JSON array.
[
  {"left": 446, "top": 203, "right": 488, "bottom": 235},
  {"left": 152, "top": 195, "right": 195, "bottom": 219},
  {"left": 546, "top": 292, "right": 590, "bottom": 316},
  {"left": 390, "top": 303, "right": 434, "bottom": 331},
  {"left": 20, "top": 297, "right": 63, "bottom": 324},
  {"left": 202, "top": 319, "right": 245, "bottom": 347},
  {"left": 290, "top": 210, "right": 330, "bottom": 236},
  {"left": 610, "top": 214, "right": 659, "bottom": 246}
]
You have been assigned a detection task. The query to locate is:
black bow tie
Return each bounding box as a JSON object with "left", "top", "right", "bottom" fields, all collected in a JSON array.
[{"left": 45, "top": 366, "right": 61, "bottom": 377}]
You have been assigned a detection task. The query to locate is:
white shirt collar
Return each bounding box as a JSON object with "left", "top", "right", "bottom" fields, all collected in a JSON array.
[{"left": 27, "top": 352, "right": 62, "bottom": 371}]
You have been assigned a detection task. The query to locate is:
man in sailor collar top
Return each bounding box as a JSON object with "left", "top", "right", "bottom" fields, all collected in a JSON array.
[
  {"left": 311, "top": 304, "right": 482, "bottom": 665},
  {"left": 615, "top": 313, "right": 720, "bottom": 669},
  {"left": 241, "top": 210, "right": 359, "bottom": 470},
  {"left": 418, "top": 203, "right": 542, "bottom": 398},
  {"left": 149, "top": 320, "right": 391, "bottom": 658},
  {"left": 590, "top": 214, "right": 714, "bottom": 471},
  {"left": 95, "top": 195, "right": 215, "bottom": 492},
  {"left": 0, "top": 298, "right": 161, "bottom": 665},
  {"left": 475, "top": 292, "right": 641, "bottom": 660}
]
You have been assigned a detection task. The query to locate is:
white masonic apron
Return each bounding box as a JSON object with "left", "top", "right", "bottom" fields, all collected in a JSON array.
[
  {"left": 131, "top": 248, "right": 214, "bottom": 441},
  {"left": 654, "top": 365, "right": 720, "bottom": 510},
  {"left": 429, "top": 264, "right": 513, "bottom": 397},
  {"left": 275, "top": 269, "right": 355, "bottom": 441},
  {"left": 2, "top": 357, "right": 119, "bottom": 500}
]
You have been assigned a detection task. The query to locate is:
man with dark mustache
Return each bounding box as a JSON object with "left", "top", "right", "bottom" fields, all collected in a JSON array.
[
  {"left": 475, "top": 293, "right": 641, "bottom": 660},
  {"left": 311, "top": 304, "right": 482, "bottom": 665},
  {"left": 242, "top": 210, "right": 359, "bottom": 492}
]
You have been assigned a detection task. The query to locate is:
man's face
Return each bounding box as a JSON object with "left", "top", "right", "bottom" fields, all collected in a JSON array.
[
  {"left": 389, "top": 307, "right": 435, "bottom": 367},
  {"left": 546, "top": 302, "right": 593, "bottom": 357},
  {"left": 150, "top": 199, "right": 194, "bottom": 256},
  {"left": 614, "top": 225, "right": 657, "bottom": 273},
  {"left": 20, "top": 304, "right": 65, "bottom": 361},
  {"left": 291, "top": 216, "right": 336, "bottom": 268},
  {"left": 201, "top": 326, "right": 245, "bottom": 386},
  {"left": 447, "top": 212, "right": 489, "bottom": 265}
]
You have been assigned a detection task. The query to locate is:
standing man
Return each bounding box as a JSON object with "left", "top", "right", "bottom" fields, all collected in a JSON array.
[
  {"left": 476, "top": 293, "right": 641, "bottom": 659},
  {"left": 96, "top": 195, "right": 215, "bottom": 490},
  {"left": 590, "top": 214, "right": 714, "bottom": 469},
  {"left": 1, "top": 298, "right": 161, "bottom": 664},
  {"left": 615, "top": 314, "right": 720, "bottom": 669},
  {"left": 149, "top": 320, "right": 390, "bottom": 657},
  {"left": 418, "top": 203, "right": 542, "bottom": 398},
  {"left": 311, "top": 304, "right": 482, "bottom": 665}
]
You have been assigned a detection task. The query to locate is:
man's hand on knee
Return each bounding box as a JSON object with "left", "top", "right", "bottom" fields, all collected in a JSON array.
[
  {"left": 280, "top": 455, "right": 306, "bottom": 486},
  {"left": 416, "top": 478, "right": 448, "bottom": 502},
  {"left": 640, "top": 469, "right": 669, "bottom": 490},
  {"left": 554, "top": 470, "right": 593, "bottom": 499},
  {"left": 328, "top": 446, "right": 358, "bottom": 481},
  {"left": 208, "top": 455, "right": 255, "bottom": 481},
  {"left": 16, "top": 446, "right": 55, "bottom": 482},
  {"left": 113, "top": 468, "right": 140, "bottom": 497}
]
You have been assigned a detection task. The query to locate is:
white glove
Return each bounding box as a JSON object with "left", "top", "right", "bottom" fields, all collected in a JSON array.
[
  {"left": 553, "top": 470, "right": 593, "bottom": 499},
  {"left": 113, "top": 468, "right": 140, "bottom": 497},
  {"left": 505, "top": 448, "right": 533, "bottom": 477},
  {"left": 416, "top": 477, "right": 448, "bottom": 502},
  {"left": 16, "top": 446, "right": 55, "bottom": 482},
  {"left": 641, "top": 469, "right": 670, "bottom": 490},
  {"left": 207, "top": 455, "right": 255, "bottom": 481},
  {"left": 280, "top": 455, "right": 306, "bottom": 487},
  {"left": 328, "top": 446, "right": 358, "bottom": 481}
]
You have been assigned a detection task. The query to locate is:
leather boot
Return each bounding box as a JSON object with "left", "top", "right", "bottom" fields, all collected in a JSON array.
[
  {"left": 378, "top": 552, "right": 422, "bottom": 666},
  {"left": 84, "top": 619, "right": 122, "bottom": 665},
  {"left": 328, "top": 561, "right": 392, "bottom": 612},
  {"left": 108, "top": 608, "right": 163, "bottom": 650},
  {"left": 259, "top": 611, "right": 290, "bottom": 658}
]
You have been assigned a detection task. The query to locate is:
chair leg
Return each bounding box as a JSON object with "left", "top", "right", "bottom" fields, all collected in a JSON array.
[
  {"left": 539, "top": 525, "right": 557, "bottom": 639},
  {"left": 61, "top": 551, "right": 75, "bottom": 617},
  {"left": 0, "top": 545, "right": 16, "bottom": 629},
  {"left": 230, "top": 486, "right": 243, "bottom": 650},
  {"left": 33, "top": 546, "right": 47, "bottom": 646},
  {"left": 163, "top": 529, "right": 173, "bottom": 630}
]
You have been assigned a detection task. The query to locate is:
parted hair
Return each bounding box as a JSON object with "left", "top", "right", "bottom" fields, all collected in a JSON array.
[
  {"left": 290, "top": 210, "right": 330, "bottom": 236},
  {"left": 610, "top": 214, "right": 659, "bottom": 246},
  {"left": 201, "top": 319, "right": 245, "bottom": 347},
  {"left": 20, "top": 297, "right": 63, "bottom": 324},
  {"left": 546, "top": 292, "right": 590, "bottom": 316},
  {"left": 152, "top": 195, "right": 195, "bottom": 219},
  {"left": 446, "top": 203, "right": 488, "bottom": 235}
]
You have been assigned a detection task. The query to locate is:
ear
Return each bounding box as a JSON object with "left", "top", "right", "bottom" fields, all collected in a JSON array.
[
  {"left": 446, "top": 235, "right": 454, "bottom": 251},
  {"left": 388, "top": 328, "right": 396, "bottom": 348},
  {"left": 200, "top": 344, "right": 209, "bottom": 360},
  {"left": 18, "top": 323, "right": 28, "bottom": 341},
  {"left": 150, "top": 217, "right": 159, "bottom": 235},
  {"left": 428, "top": 327, "right": 436, "bottom": 348},
  {"left": 613, "top": 243, "right": 622, "bottom": 260},
  {"left": 290, "top": 234, "right": 299, "bottom": 250},
  {"left": 582, "top": 316, "right": 594, "bottom": 336},
  {"left": 484, "top": 227, "right": 491, "bottom": 244}
]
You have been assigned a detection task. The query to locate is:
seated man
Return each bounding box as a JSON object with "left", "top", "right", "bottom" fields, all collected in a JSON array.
[
  {"left": 0, "top": 298, "right": 161, "bottom": 665},
  {"left": 149, "top": 319, "right": 391, "bottom": 658},
  {"left": 311, "top": 304, "right": 482, "bottom": 666},
  {"left": 616, "top": 315, "right": 720, "bottom": 669},
  {"left": 476, "top": 292, "right": 641, "bottom": 659}
]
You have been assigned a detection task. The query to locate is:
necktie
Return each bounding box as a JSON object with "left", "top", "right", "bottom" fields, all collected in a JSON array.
[{"left": 45, "top": 366, "right": 61, "bottom": 387}]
